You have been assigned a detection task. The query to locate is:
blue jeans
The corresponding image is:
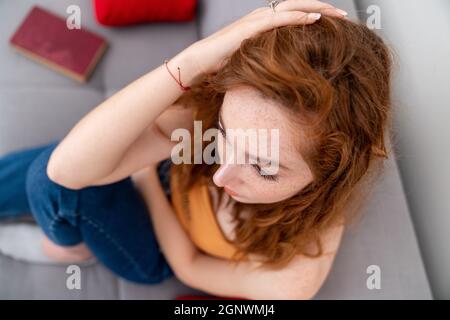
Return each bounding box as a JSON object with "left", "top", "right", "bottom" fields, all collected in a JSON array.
[{"left": 0, "top": 140, "right": 174, "bottom": 284}]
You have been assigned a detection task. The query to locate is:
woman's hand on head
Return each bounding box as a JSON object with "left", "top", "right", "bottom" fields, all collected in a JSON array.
[{"left": 184, "top": 0, "right": 348, "bottom": 75}]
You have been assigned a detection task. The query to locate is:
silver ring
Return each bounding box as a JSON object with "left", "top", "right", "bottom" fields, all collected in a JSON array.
[{"left": 267, "top": 0, "right": 280, "bottom": 13}]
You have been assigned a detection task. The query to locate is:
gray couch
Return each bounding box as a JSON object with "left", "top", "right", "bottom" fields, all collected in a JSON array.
[{"left": 0, "top": 0, "right": 432, "bottom": 299}]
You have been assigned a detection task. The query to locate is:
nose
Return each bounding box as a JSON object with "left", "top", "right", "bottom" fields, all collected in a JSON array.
[{"left": 212, "top": 163, "right": 236, "bottom": 187}]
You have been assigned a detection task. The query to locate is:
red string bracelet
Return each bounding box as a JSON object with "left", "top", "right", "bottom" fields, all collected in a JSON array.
[{"left": 164, "top": 59, "right": 191, "bottom": 91}]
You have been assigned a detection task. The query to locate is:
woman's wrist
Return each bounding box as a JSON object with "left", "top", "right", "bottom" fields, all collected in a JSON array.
[{"left": 166, "top": 47, "right": 204, "bottom": 89}]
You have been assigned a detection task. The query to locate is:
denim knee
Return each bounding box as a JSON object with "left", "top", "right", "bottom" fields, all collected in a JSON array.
[{"left": 25, "top": 142, "right": 82, "bottom": 245}]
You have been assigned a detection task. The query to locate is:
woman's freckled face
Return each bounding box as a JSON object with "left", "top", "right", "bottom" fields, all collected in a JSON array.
[{"left": 212, "top": 86, "right": 314, "bottom": 204}]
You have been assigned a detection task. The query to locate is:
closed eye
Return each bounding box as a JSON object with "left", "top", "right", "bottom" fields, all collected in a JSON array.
[
  {"left": 251, "top": 164, "right": 278, "bottom": 182},
  {"left": 217, "top": 118, "right": 279, "bottom": 182},
  {"left": 216, "top": 119, "right": 226, "bottom": 137}
]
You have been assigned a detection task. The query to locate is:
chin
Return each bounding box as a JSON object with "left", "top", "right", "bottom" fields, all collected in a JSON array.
[
  {"left": 233, "top": 196, "right": 264, "bottom": 204},
  {"left": 231, "top": 194, "right": 250, "bottom": 203}
]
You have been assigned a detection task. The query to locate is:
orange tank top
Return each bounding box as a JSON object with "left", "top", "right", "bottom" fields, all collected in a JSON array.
[{"left": 169, "top": 166, "right": 239, "bottom": 260}]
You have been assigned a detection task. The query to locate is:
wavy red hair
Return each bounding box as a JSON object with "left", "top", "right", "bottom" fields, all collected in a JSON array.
[{"left": 174, "top": 16, "right": 393, "bottom": 270}]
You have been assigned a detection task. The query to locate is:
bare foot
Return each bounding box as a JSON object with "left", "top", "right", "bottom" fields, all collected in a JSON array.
[{"left": 41, "top": 235, "right": 93, "bottom": 263}]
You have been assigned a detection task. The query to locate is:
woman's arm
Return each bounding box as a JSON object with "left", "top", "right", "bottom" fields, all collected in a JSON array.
[
  {"left": 132, "top": 165, "right": 199, "bottom": 277},
  {"left": 47, "top": 0, "right": 345, "bottom": 190},
  {"left": 88, "top": 105, "right": 194, "bottom": 187},
  {"left": 138, "top": 166, "right": 344, "bottom": 300},
  {"left": 87, "top": 122, "right": 175, "bottom": 187},
  {"left": 47, "top": 51, "right": 200, "bottom": 189}
]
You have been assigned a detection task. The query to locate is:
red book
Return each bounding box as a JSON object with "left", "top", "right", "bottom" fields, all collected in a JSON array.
[{"left": 9, "top": 6, "right": 108, "bottom": 82}]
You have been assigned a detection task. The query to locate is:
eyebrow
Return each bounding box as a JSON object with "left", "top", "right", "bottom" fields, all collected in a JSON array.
[{"left": 217, "top": 110, "right": 289, "bottom": 171}]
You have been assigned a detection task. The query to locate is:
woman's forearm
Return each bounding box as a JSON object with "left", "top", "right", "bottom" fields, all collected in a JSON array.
[
  {"left": 47, "top": 49, "right": 200, "bottom": 188},
  {"left": 134, "top": 167, "right": 198, "bottom": 280}
]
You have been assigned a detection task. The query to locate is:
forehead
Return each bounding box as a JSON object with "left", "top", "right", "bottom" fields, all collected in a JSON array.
[{"left": 220, "top": 86, "right": 309, "bottom": 166}]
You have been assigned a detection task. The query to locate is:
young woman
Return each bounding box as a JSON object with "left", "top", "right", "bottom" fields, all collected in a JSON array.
[{"left": 0, "top": 0, "right": 392, "bottom": 299}]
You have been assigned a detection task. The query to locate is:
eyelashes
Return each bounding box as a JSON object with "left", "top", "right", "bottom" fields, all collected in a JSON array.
[
  {"left": 251, "top": 164, "right": 278, "bottom": 182},
  {"left": 216, "top": 119, "right": 226, "bottom": 137},
  {"left": 215, "top": 119, "right": 279, "bottom": 182}
]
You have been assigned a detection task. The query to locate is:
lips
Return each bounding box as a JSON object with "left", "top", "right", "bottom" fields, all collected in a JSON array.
[{"left": 224, "top": 186, "right": 239, "bottom": 197}]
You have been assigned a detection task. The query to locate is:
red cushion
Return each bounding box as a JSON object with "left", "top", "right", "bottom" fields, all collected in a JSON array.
[{"left": 93, "top": 0, "right": 197, "bottom": 26}]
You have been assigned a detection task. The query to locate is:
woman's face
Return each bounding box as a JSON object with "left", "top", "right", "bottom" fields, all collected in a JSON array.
[{"left": 212, "top": 86, "right": 314, "bottom": 204}]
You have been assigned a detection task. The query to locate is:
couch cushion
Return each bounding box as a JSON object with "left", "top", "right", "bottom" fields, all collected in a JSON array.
[
  {"left": 197, "top": 0, "right": 359, "bottom": 38},
  {"left": 0, "top": 87, "right": 104, "bottom": 156},
  {"left": 0, "top": 253, "right": 118, "bottom": 299},
  {"left": 100, "top": 21, "right": 198, "bottom": 91},
  {"left": 0, "top": 0, "right": 198, "bottom": 92},
  {"left": 0, "top": 243, "right": 201, "bottom": 299},
  {"left": 315, "top": 151, "right": 432, "bottom": 299}
]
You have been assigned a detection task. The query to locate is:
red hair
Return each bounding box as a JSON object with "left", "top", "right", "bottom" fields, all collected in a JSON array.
[{"left": 174, "top": 16, "right": 393, "bottom": 270}]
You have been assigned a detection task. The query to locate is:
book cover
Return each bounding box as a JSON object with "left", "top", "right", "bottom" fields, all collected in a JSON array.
[{"left": 9, "top": 6, "right": 108, "bottom": 82}]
